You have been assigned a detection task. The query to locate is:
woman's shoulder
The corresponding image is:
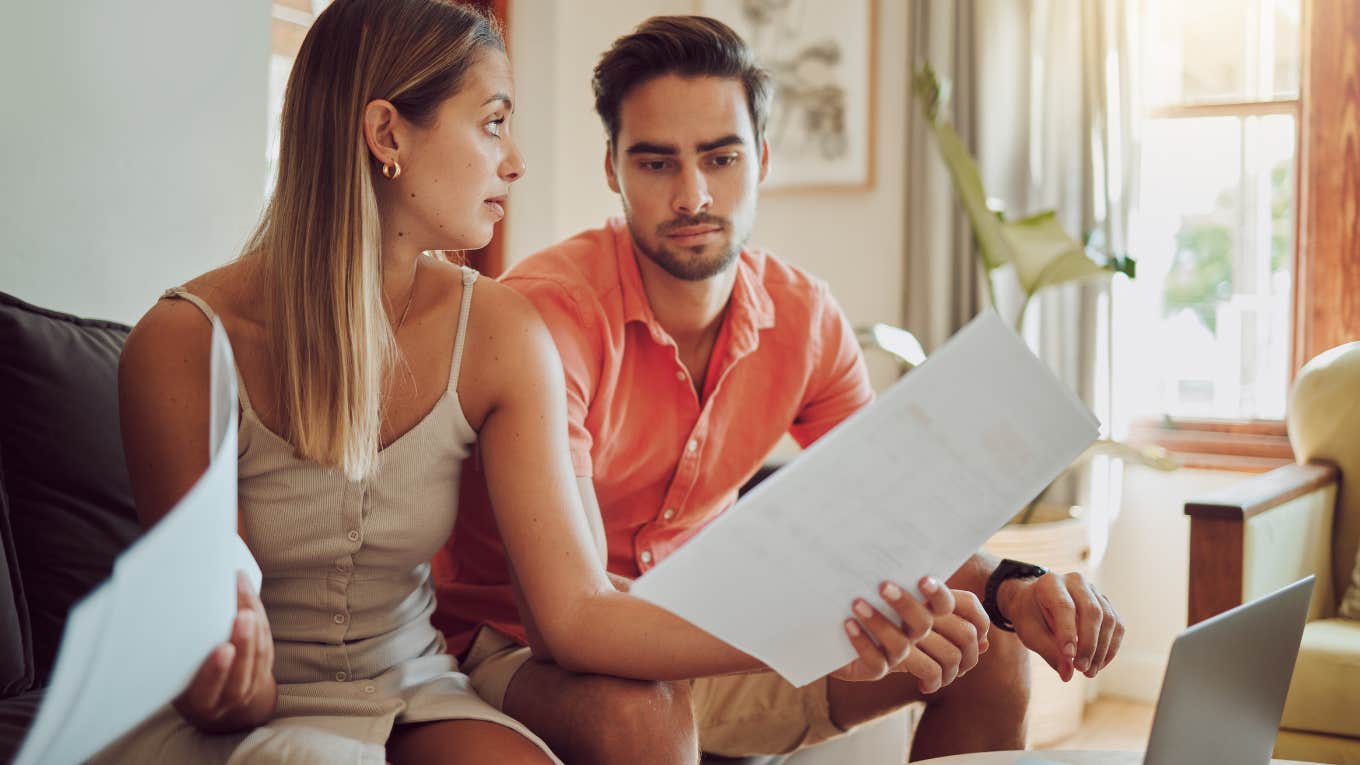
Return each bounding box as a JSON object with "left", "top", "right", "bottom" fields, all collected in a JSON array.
[
  {"left": 415, "top": 257, "right": 541, "bottom": 329},
  {"left": 123, "top": 261, "right": 261, "bottom": 381}
]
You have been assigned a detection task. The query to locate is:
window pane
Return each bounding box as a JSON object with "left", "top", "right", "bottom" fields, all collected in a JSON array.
[
  {"left": 1145, "top": 0, "right": 1248, "bottom": 104},
  {"left": 1115, "top": 115, "right": 1295, "bottom": 421},
  {"left": 1271, "top": 0, "right": 1301, "bottom": 98},
  {"left": 1142, "top": 0, "right": 1301, "bottom": 105}
]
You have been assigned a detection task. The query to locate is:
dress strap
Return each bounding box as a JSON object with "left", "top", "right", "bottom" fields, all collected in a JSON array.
[
  {"left": 447, "top": 267, "right": 479, "bottom": 393},
  {"left": 159, "top": 287, "right": 255, "bottom": 414}
]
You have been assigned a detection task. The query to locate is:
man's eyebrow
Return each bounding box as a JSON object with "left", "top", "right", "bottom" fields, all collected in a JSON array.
[
  {"left": 625, "top": 141, "right": 679, "bottom": 155},
  {"left": 482, "top": 93, "right": 513, "bottom": 111},
  {"left": 625, "top": 135, "right": 747, "bottom": 155},
  {"left": 696, "top": 134, "right": 744, "bottom": 152}
]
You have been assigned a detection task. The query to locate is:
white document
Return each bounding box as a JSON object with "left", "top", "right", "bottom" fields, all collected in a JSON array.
[
  {"left": 631, "top": 311, "right": 1099, "bottom": 687},
  {"left": 16, "top": 320, "right": 259, "bottom": 765}
]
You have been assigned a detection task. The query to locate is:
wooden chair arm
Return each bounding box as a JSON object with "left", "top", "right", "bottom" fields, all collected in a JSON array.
[{"left": 1185, "top": 463, "right": 1339, "bottom": 624}]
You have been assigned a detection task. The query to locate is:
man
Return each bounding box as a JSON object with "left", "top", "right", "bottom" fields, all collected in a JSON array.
[{"left": 434, "top": 15, "right": 1124, "bottom": 764}]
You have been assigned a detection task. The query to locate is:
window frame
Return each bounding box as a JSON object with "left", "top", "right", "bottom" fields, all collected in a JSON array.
[{"left": 1128, "top": 1, "right": 1306, "bottom": 472}]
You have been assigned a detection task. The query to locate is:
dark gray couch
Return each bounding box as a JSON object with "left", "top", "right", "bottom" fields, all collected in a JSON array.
[{"left": 0, "top": 291, "right": 144, "bottom": 759}]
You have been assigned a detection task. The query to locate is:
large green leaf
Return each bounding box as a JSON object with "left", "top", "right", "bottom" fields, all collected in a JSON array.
[
  {"left": 914, "top": 65, "right": 1013, "bottom": 271},
  {"left": 912, "top": 62, "right": 1136, "bottom": 302},
  {"left": 1002, "top": 211, "right": 1111, "bottom": 293}
]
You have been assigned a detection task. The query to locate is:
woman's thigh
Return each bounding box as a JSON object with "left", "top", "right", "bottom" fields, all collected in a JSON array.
[{"left": 387, "top": 718, "right": 557, "bottom": 765}]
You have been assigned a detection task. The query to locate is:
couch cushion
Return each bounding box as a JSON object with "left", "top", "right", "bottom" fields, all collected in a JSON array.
[
  {"left": 0, "top": 292, "right": 142, "bottom": 684},
  {"left": 1279, "top": 618, "right": 1360, "bottom": 738},
  {"left": 0, "top": 450, "right": 33, "bottom": 698},
  {"left": 1288, "top": 341, "right": 1360, "bottom": 618}
]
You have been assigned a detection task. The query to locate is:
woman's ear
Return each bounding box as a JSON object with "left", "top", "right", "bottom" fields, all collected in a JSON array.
[{"left": 362, "top": 99, "right": 402, "bottom": 167}]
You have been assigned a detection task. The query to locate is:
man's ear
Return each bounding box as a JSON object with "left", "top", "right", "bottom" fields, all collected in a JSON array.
[
  {"left": 362, "top": 99, "right": 402, "bottom": 167},
  {"left": 757, "top": 136, "right": 771, "bottom": 184},
  {"left": 604, "top": 142, "right": 621, "bottom": 194}
]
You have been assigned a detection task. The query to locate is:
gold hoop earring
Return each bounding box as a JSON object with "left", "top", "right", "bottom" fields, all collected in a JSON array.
[{"left": 382, "top": 160, "right": 402, "bottom": 180}]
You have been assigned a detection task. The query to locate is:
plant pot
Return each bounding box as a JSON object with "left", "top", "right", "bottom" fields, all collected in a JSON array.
[{"left": 983, "top": 503, "right": 1091, "bottom": 747}]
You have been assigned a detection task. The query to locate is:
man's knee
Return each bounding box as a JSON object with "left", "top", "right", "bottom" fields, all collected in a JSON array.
[{"left": 585, "top": 678, "right": 697, "bottom": 765}]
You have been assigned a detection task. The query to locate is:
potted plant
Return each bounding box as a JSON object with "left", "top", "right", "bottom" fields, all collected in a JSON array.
[{"left": 911, "top": 60, "right": 1175, "bottom": 744}]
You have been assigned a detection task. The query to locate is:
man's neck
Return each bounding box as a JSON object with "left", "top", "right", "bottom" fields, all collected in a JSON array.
[{"left": 633, "top": 249, "right": 737, "bottom": 349}]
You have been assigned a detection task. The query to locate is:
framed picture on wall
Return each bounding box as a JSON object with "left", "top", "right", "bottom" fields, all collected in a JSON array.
[{"left": 695, "top": 0, "right": 875, "bottom": 191}]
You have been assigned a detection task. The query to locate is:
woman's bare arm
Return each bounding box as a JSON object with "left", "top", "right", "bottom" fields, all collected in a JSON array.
[
  {"left": 118, "top": 299, "right": 277, "bottom": 731},
  {"left": 469, "top": 285, "right": 953, "bottom": 683}
]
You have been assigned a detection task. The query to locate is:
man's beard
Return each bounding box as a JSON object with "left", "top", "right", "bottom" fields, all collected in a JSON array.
[{"left": 628, "top": 213, "right": 745, "bottom": 282}]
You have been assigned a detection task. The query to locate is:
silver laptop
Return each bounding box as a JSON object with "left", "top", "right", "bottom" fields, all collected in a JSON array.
[{"left": 1143, "top": 576, "right": 1315, "bottom": 765}]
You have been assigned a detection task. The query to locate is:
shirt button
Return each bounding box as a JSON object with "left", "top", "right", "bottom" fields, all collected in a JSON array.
[
  {"left": 363, "top": 684, "right": 376, "bottom": 694},
  {"left": 335, "top": 671, "right": 347, "bottom": 682},
  {"left": 640, "top": 550, "right": 653, "bottom": 565},
  {"left": 675, "top": 371, "right": 685, "bottom": 381},
  {"left": 686, "top": 439, "right": 698, "bottom": 454},
  {"left": 662, "top": 508, "right": 676, "bottom": 521},
  {"left": 347, "top": 529, "right": 361, "bottom": 542},
  {"left": 333, "top": 613, "right": 347, "bottom": 624}
]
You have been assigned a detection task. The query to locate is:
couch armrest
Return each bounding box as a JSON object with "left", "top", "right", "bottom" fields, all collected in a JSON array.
[{"left": 1185, "top": 462, "right": 1339, "bottom": 625}]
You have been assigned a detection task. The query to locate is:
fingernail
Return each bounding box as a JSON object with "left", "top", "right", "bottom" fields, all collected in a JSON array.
[
  {"left": 1063, "top": 642, "right": 1077, "bottom": 658},
  {"left": 854, "top": 600, "right": 874, "bottom": 619},
  {"left": 845, "top": 620, "right": 861, "bottom": 637},
  {"left": 979, "top": 639, "right": 990, "bottom": 652},
  {"left": 921, "top": 577, "right": 940, "bottom": 594},
  {"left": 882, "top": 582, "right": 903, "bottom": 601}
]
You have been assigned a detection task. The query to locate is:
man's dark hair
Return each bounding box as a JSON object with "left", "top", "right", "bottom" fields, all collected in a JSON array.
[{"left": 592, "top": 15, "right": 773, "bottom": 150}]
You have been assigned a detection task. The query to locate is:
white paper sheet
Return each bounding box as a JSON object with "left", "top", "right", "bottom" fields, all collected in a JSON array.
[
  {"left": 15, "top": 320, "right": 257, "bottom": 765},
  {"left": 631, "top": 311, "right": 1099, "bottom": 687}
]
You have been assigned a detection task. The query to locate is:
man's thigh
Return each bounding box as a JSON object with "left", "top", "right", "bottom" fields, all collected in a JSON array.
[{"left": 693, "top": 671, "right": 923, "bottom": 757}]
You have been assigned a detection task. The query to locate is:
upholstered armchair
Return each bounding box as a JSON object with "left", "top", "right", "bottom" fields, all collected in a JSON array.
[{"left": 1185, "top": 341, "right": 1360, "bottom": 765}]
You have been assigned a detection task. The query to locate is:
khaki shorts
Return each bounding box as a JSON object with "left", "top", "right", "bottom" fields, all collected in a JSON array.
[{"left": 461, "top": 626, "right": 856, "bottom": 756}]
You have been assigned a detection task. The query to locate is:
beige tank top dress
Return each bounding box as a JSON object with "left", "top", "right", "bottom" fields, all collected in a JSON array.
[{"left": 93, "top": 267, "right": 562, "bottom": 764}]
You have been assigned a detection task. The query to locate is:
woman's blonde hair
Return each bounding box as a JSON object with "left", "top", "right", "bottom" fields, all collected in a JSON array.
[{"left": 244, "top": 0, "right": 503, "bottom": 479}]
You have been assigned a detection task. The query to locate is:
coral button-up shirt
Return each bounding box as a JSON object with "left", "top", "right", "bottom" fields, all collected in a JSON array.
[{"left": 433, "top": 217, "right": 874, "bottom": 655}]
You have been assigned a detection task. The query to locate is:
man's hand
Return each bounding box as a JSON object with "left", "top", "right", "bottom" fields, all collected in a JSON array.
[
  {"left": 998, "top": 570, "right": 1123, "bottom": 681},
  {"left": 174, "top": 571, "right": 277, "bottom": 733}
]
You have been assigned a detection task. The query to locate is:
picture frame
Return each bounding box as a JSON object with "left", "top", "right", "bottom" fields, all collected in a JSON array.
[{"left": 694, "top": 0, "right": 876, "bottom": 192}]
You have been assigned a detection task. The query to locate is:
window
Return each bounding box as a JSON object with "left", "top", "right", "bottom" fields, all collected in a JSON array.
[
  {"left": 267, "top": 1, "right": 326, "bottom": 194},
  {"left": 1115, "top": 0, "right": 1300, "bottom": 429}
]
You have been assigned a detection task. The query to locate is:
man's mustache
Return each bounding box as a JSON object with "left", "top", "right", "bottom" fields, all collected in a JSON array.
[{"left": 658, "top": 214, "right": 728, "bottom": 234}]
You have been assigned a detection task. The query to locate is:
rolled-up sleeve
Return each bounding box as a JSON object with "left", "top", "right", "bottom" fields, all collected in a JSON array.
[{"left": 789, "top": 283, "right": 875, "bottom": 447}]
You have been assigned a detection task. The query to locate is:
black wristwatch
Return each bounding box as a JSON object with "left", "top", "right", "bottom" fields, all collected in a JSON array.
[{"left": 982, "top": 558, "right": 1048, "bottom": 632}]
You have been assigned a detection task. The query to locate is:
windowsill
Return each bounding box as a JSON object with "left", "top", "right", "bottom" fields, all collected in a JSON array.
[{"left": 1127, "top": 417, "right": 1294, "bottom": 474}]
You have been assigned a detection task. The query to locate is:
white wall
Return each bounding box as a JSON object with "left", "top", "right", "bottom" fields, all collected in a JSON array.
[
  {"left": 1096, "top": 465, "right": 1245, "bottom": 702},
  {"left": 0, "top": 1, "right": 271, "bottom": 325},
  {"left": 507, "top": 0, "right": 910, "bottom": 349}
]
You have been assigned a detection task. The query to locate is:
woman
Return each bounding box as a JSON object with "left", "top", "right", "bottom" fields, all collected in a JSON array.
[{"left": 104, "top": 1, "right": 963, "bottom": 762}]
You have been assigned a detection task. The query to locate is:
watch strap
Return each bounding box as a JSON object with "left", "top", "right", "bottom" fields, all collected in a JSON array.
[{"left": 982, "top": 558, "right": 1049, "bottom": 632}]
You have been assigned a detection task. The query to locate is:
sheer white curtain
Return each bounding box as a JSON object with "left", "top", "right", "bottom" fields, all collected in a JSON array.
[
  {"left": 904, "top": 0, "right": 1139, "bottom": 559},
  {"left": 901, "top": 0, "right": 985, "bottom": 354}
]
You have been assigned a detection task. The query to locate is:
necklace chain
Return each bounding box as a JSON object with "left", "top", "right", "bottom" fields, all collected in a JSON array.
[{"left": 393, "top": 255, "right": 420, "bottom": 332}]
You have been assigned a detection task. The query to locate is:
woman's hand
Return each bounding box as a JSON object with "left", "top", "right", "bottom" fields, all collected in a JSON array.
[
  {"left": 832, "top": 576, "right": 954, "bottom": 683},
  {"left": 832, "top": 578, "right": 990, "bottom": 693},
  {"left": 174, "top": 572, "right": 277, "bottom": 734},
  {"left": 903, "top": 589, "right": 990, "bottom": 693}
]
